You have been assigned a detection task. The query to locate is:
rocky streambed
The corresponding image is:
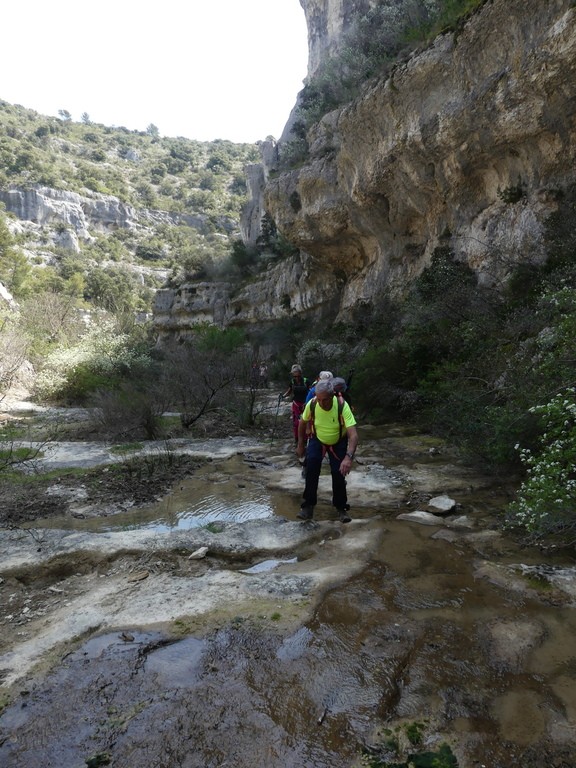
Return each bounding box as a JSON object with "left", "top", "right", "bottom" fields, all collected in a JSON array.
[{"left": 1, "top": 414, "right": 575, "bottom": 768}]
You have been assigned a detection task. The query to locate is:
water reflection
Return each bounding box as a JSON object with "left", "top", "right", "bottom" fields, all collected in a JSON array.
[
  {"left": 33, "top": 461, "right": 281, "bottom": 533},
  {"left": 128, "top": 486, "right": 274, "bottom": 533}
]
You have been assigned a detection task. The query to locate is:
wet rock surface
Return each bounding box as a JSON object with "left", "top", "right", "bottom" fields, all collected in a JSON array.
[{"left": 1, "top": 406, "right": 576, "bottom": 767}]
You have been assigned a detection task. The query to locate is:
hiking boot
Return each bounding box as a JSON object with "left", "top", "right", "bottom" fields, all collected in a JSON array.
[
  {"left": 297, "top": 506, "right": 314, "bottom": 520},
  {"left": 337, "top": 508, "right": 352, "bottom": 523}
]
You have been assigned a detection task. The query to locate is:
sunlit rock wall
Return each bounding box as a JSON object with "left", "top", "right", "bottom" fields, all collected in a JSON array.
[
  {"left": 263, "top": 0, "right": 576, "bottom": 320},
  {"left": 301, "top": 0, "right": 376, "bottom": 77},
  {"left": 0, "top": 186, "right": 217, "bottom": 248},
  {"left": 157, "top": 0, "right": 576, "bottom": 334}
]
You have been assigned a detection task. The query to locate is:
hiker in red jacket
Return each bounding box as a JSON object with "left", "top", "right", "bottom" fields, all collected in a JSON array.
[{"left": 281, "top": 364, "right": 310, "bottom": 441}]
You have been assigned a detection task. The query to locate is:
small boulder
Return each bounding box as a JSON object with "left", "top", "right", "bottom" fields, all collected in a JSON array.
[
  {"left": 189, "top": 546, "right": 209, "bottom": 560},
  {"left": 397, "top": 510, "right": 444, "bottom": 526},
  {"left": 427, "top": 494, "right": 456, "bottom": 514}
]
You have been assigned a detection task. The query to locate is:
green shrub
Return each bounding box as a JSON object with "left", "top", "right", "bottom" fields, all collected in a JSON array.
[
  {"left": 193, "top": 324, "right": 247, "bottom": 354},
  {"left": 34, "top": 321, "right": 152, "bottom": 404},
  {"left": 63, "top": 365, "right": 114, "bottom": 403},
  {"left": 506, "top": 389, "right": 576, "bottom": 542},
  {"left": 361, "top": 740, "right": 458, "bottom": 768},
  {"left": 498, "top": 183, "right": 525, "bottom": 203},
  {"left": 230, "top": 239, "right": 259, "bottom": 276}
]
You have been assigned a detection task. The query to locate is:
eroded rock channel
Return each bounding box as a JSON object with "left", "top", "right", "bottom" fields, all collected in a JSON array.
[{"left": 1, "top": 418, "right": 576, "bottom": 767}]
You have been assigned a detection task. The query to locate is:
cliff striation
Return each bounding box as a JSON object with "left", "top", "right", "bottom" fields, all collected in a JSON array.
[
  {"left": 264, "top": 0, "right": 576, "bottom": 316},
  {"left": 299, "top": 0, "right": 376, "bottom": 78},
  {"left": 154, "top": 0, "right": 576, "bottom": 337}
]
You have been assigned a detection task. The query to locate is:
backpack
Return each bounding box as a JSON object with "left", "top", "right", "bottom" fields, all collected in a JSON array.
[
  {"left": 332, "top": 376, "right": 353, "bottom": 407},
  {"left": 308, "top": 392, "right": 347, "bottom": 441}
]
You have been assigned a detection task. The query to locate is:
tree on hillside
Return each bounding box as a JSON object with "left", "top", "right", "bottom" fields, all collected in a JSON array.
[
  {"left": 20, "top": 292, "right": 84, "bottom": 354},
  {"left": 0, "top": 212, "right": 12, "bottom": 261},
  {"left": 84, "top": 267, "right": 142, "bottom": 315},
  {"left": 0, "top": 215, "right": 31, "bottom": 298},
  {"left": 0, "top": 316, "right": 29, "bottom": 402}
]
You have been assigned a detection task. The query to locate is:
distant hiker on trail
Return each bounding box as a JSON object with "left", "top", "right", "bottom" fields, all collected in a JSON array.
[
  {"left": 296, "top": 378, "right": 358, "bottom": 523},
  {"left": 259, "top": 361, "right": 268, "bottom": 388},
  {"left": 305, "top": 370, "right": 333, "bottom": 404},
  {"left": 281, "top": 364, "right": 310, "bottom": 441}
]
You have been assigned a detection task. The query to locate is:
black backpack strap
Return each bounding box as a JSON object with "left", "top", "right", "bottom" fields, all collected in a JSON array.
[
  {"left": 309, "top": 398, "right": 316, "bottom": 436},
  {"left": 337, "top": 395, "right": 345, "bottom": 440}
]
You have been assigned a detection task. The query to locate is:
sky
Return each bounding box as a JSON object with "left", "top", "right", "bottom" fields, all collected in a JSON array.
[{"left": 2, "top": 0, "right": 309, "bottom": 144}]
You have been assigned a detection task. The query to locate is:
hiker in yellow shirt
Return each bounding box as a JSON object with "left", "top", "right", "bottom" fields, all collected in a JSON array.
[{"left": 296, "top": 379, "right": 358, "bottom": 523}]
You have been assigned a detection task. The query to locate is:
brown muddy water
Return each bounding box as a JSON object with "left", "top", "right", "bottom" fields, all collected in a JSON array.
[{"left": 1, "top": 432, "right": 576, "bottom": 767}]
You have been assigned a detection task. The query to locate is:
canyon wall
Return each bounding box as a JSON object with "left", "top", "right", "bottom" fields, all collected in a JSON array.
[{"left": 154, "top": 0, "right": 576, "bottom": 336}]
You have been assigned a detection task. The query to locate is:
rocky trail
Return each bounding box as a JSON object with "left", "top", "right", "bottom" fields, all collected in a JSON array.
[{"left": 1, "top": 398, "right": 575, "bottom": 767}]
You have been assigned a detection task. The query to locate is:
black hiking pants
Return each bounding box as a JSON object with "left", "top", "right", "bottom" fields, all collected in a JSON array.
[{"left": 302, "top": 435, "right": 348, "bottom": 510}]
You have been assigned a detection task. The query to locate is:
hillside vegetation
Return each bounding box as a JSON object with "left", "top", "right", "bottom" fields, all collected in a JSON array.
[
  {"left": 0, "top": 99, "right": 260, "bottom": 306},
  {"left": 0, "top": 101, "right": 258, "bottom": 216},
  {"left": 0, "top": 100, "right": 265, "bottom": 442}
]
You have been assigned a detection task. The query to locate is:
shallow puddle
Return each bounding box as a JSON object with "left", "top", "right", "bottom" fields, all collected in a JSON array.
[{"left": 33, "top": 455, "right": 288, "bottom": 532}]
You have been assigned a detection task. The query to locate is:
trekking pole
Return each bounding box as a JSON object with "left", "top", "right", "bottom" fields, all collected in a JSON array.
[
  {"left": 271, "top": 394, "right": 283, "bottom": 440},
  {"left": 346, "top": 368, "right": 355, "bottom": 390}
]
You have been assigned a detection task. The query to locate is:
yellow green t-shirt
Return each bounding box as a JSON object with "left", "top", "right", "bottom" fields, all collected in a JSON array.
[{"left": 301, "top": 397, "right": 356, "bottom": 445}]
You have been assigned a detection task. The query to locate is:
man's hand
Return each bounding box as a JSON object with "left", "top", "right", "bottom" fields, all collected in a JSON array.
[
  {"left": 296, "top": 441, "right": 306, "bottom": 459},
  {"left": 339, "top": 455, "right": 353, "bottom": 476}
]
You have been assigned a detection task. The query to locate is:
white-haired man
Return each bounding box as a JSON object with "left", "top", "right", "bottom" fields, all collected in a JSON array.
[{"left": 296, "top": 379, "right": 358, "bottom": 523}]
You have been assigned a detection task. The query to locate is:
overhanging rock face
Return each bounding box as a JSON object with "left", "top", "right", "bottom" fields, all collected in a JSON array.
[
  {"left": 261, "top": 0, "right": 576, "bottom": 320},
  {"left": 157, "top": 0, "right": 576, "bottom": 333}
]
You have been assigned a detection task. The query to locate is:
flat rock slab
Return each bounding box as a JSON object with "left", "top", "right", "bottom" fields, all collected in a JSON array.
[
  {"left": 15, "top": 436, "right": 266, "bottom": 470},
  {"left": 0, "top": 517, "right": 382, "bottom": 687}
]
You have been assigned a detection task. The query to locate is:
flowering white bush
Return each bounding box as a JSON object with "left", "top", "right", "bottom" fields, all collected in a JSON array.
[
  {"left": 34, "top": 321, "right": 151, "bottom": 402},
  {"left": 506, "top": 388, "right": 576, "bottom": 541}
]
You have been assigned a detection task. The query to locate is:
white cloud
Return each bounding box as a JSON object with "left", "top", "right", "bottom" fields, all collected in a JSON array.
[{"left": 2, "top": 0, "right": 309, "bottom": 143}]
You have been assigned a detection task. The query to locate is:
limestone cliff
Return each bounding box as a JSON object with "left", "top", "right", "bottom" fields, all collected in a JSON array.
[
  {"left": 154, "top": 281, "right": 233, "bottom": 332},
  {"left": 0, "top": 186, "right": 215, "bottom": 253},
  {"left": 300, "top": 0, "right": 376, "bottom": 77},
  {"left": 265, "top": 0, "right": 576, "bottom": 314},
  {"left": 155, "top": 0, "right": 576, "bottom": 334}
]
